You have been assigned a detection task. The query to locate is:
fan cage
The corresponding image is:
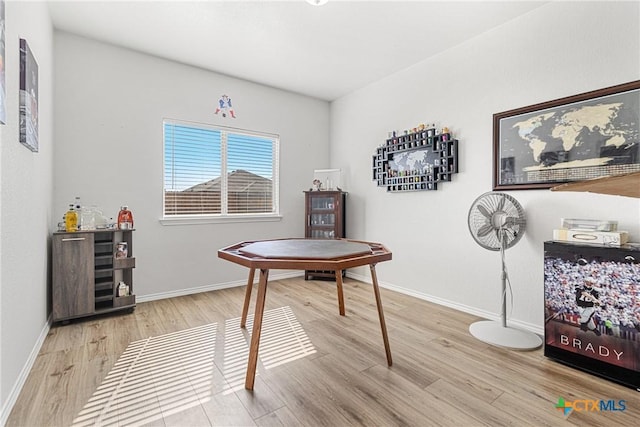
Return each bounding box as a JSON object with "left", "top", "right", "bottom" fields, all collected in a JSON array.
[{"left": 468, "top": 192, "right": 526, "bottom": 251}]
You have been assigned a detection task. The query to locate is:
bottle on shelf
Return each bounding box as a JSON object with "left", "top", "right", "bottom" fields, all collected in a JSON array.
[
  {"left": 74, "top": 196, "right": 86, "bottom": 230},
  {"left": 81, "top": 205, "right": 95, "bottom": 230},
  {"left": 92, "top": 205, "right": 107, "bottom": 229},
  {"left": 65, "top": 204, "right": 78, "bottom": 232},
  {"left": 117, "top": 206, "right": 134, "bottom": 230}
]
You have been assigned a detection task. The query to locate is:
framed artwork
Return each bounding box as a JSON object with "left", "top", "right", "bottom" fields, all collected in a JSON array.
[
  {"left": 19, "top": 38, "right": 38, "bottom": 152},
  {"left": 0, "top": 0, "right": 6, "bottom": 125},
  {"left": 493, "top": 80, "right": 640, "bottom": 190}
]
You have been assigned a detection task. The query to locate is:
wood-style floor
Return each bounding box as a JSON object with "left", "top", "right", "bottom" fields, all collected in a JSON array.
[{"left": 7, "top": 277, "right": 639, "bottom": 426}]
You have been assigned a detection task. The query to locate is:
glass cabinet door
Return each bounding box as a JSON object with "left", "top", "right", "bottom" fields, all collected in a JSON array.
[
  {"left": 310, "top": 196, "right": 336, "bottom": 210},
  {"left": 304, "top": 191, "right": 344, "bottom": 240},
  {"left": 310, "top": 229, "right": 336, "bottom": 239},
  {"left": 310, "top": 213, "right": 335, "bottom": 226}
]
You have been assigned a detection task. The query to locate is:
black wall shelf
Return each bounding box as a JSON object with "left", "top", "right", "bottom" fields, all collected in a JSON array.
[{"left": 372, "top": 129, "right": 458, "bottom": 192}]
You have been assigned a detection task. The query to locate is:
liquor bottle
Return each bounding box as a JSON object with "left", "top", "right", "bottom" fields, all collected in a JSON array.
[
  {"left": 117, "top": 206, "right": 134, "bottom": 230},
  {"left": 65, "top": 204, "right": 78, "bottom": 232},
  {"left": 74, "top": 196, "right": 84, "bottom": 230}
]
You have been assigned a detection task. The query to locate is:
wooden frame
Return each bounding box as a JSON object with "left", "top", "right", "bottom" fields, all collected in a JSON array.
[{"left": 493, "top": 80, "right": 640, "bottom": 191}]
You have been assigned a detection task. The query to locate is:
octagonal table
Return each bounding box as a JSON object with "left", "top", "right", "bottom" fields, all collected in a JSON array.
[{"left": 218, "top": 238, "right": 393, "bottom": 390}]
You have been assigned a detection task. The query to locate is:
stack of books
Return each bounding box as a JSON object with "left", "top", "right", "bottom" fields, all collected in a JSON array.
[{"left": 553, "top": 218, "right": 628, "bottom": 246}]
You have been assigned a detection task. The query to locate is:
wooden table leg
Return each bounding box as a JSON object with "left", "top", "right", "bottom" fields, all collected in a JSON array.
[
  {"left": 370, "top": 264, "right": 392, "bottom": 366},
  {"left": 335, "top": 270, "right": 345, "bottom": 316},
  {"left": 240, "top": 268, "right": 256, "bottom": 329},
  {"left": 245, "top": 268, "right": 269, "bottom": 390}
]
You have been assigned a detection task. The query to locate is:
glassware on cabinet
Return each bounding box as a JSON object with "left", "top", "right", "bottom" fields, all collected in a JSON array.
[
  {"left": 65, "top": 204, "right": 78, "bottom": 232},
  {"left": 117, "top": 206, "right": 134, "bottom": 230}
]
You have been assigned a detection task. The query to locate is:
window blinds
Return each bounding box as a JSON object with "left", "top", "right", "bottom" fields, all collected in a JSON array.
[{"left": 164, "top": 121, "right": 278, "bottom": 216}]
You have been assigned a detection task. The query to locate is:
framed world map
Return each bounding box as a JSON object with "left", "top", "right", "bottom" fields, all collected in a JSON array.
[{"left": 493, "top": 80, "right": 640, "bottom": 190}]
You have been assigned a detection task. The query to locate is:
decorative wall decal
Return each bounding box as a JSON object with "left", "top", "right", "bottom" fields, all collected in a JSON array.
[
  {"left": 19, "top": 38, "right": 38, "bottom": 152},
  {"left": 214, "top": 94, "right": 236, "bottom": 118}
]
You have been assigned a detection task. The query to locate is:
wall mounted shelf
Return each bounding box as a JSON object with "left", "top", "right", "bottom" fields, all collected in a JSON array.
[{"left": 372, "top": 129, "right": 458, "bottom": 192}]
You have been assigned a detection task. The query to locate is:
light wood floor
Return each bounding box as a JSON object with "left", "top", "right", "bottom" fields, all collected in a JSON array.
[{"left": 7, "top": 277, "right": 639, "bottom": 426}]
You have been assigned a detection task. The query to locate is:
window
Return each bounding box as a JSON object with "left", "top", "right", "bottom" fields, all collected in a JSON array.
[{"left": 163, "top": 120, "right": 279, "bottom": 219}]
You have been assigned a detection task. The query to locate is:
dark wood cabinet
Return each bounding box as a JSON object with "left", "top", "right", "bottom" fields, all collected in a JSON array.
[
  {"left": 304, "top": 190, "right": 346, "bottom": 279},
  {"left": 304, "top": 190, "right": 345, "bottom": 239},
  {"left": 52, "top": 229, "right": 136, "bottom": 322}
]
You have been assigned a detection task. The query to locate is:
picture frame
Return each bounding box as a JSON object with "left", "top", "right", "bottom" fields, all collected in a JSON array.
[
  {"left": 0, "top": 0, "right": 6, "bottom": 125},
  {"left": 493, "top": 80, "right": 640, "bottom": 191},
  {"left": 19, "top": 38, "right": 38, "bottom": 152}
]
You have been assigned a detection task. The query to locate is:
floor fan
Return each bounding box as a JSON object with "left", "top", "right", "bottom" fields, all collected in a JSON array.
[{"left": 467, "top": 191, "right": 542, "bottom": 350}]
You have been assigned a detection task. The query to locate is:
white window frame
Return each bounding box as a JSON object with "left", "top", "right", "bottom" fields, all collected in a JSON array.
[{"left": 161, "top": 119, "right": 281, "bottom": 225}]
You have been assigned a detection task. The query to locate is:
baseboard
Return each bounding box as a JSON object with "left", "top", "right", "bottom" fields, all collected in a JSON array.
[
  {"left": 0, "top": 317, "right": 51, "bottom": 427},
  {"left": 137, "top": 270, "right": 303, "bottom": 303},
  {"left": 346, "top": 271, "right": 544, "bottom": 336}
]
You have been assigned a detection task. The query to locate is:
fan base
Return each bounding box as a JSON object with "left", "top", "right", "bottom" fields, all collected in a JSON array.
[{"left": 469, "top": 320, "right": 542, "bottom": 350}]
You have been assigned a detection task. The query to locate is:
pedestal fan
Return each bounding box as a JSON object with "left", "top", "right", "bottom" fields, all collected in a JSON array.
[{"left": 467, "top": 191, "right": 542, "bottom": 350}]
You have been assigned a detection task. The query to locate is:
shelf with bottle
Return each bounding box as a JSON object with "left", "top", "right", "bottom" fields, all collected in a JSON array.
[
  {"left": 384, "top": 130, "right": 454, "bottom": 152},
  {"left": 310, "top": 213, "right": 336, "bottom": 226},
  {"left": 61, "top": 197, "right": 115, "bottom": 232}
]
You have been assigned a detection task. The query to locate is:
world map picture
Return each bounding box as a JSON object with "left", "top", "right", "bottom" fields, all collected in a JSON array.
[
  {"left": 497, "top": 84, "right": 639, "bottom": 188},
  {"left": 389, "top": 149, "right": 438, "bottom": 175}
]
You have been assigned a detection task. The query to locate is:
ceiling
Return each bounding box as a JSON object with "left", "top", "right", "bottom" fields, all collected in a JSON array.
[{"left": 48, "top": 0, "right": 547, "bottom": 101}]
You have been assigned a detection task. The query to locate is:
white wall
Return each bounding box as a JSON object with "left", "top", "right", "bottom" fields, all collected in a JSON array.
[
  {"left": 0, "top": 1, "right": 54, "bottom": 422},
  {"left": 53, "top": 32, "right": 330, "bottom": 299},
  {"left": 1, "top": 1, "right": 638, "bottom": 422},
  {"left": 330, "top": 1, "right": 640, "bottom": 333}
]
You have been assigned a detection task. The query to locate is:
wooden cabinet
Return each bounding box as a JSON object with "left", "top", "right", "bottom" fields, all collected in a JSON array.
[
  {"left": 304, "top": 190, "right": 345, "bottom": 239},
  {"left": 52, "top": 229, "right": 136, "bottom": 323},
  {"left": 52, "top": 233, "right": 95, "bottom": 320},
  {"left": 304, "top": 190, "right": 346, "bottom": 279}
]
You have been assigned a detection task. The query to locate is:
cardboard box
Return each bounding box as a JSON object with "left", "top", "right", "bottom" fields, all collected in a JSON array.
[{"left": 553, "top": 229, "right": 629, "bottom": 246}]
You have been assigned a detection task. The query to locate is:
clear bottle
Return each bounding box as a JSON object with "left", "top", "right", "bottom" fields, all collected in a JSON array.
[
  {"left": 92, "top": 205, "right": 106, "bottom": 229},
  {"left": 117, "top": 206, "right": 134, "bottom": 230},
  {"left": 65, "top": 204, "right": 78, "bottom": 232},
  {"left": 74, "top": 196, "right": 83, "bottom": 230},
  {"left": 81, "top": 206, "right": 95, "bottom": 230}
]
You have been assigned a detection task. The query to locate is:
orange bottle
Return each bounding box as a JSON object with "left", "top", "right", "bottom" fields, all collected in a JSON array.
[{"left": 117, "top": 206, "right": 134, "bottom": 230}]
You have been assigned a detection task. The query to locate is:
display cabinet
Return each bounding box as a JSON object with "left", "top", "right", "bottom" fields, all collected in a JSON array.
[
  {"left": 52, "top": 229, "right": 136, "bottom": 323},
  {"left": 372, "top": 128, "right": 458, "bottom": 192},
  {"left": 304, "top": 190, "right": 346, "bottom": 279},
  {"left": 544, "top": 241, "right": 639, "bottom": 390}
]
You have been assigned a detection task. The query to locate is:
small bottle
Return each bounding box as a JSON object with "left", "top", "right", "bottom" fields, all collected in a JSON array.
[
  {"left": 118, "top": 281, "right": 128, "bottom": 297},
  {"left": 74, "top": 196, "right": 83, "bottom": 230},
  {"left": 65, "top": 204, "right": 78, "bottom": 232},
  {"left": 118, "top": 206, "right": 134, "bottom": 230},
  {"left": 81, "top": 206, "right": 95, "bottom": 230}
]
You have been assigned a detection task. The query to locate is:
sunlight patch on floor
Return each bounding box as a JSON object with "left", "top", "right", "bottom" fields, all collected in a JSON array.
[
  {"left": 222, "top": 306, "right": 317, "bottom": 392},
  {"left": 72, "top": 306, "right": 315, "bottom": 425},
  {"left": 72, "top": 323, "right": 217, "bottom": 427}
]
